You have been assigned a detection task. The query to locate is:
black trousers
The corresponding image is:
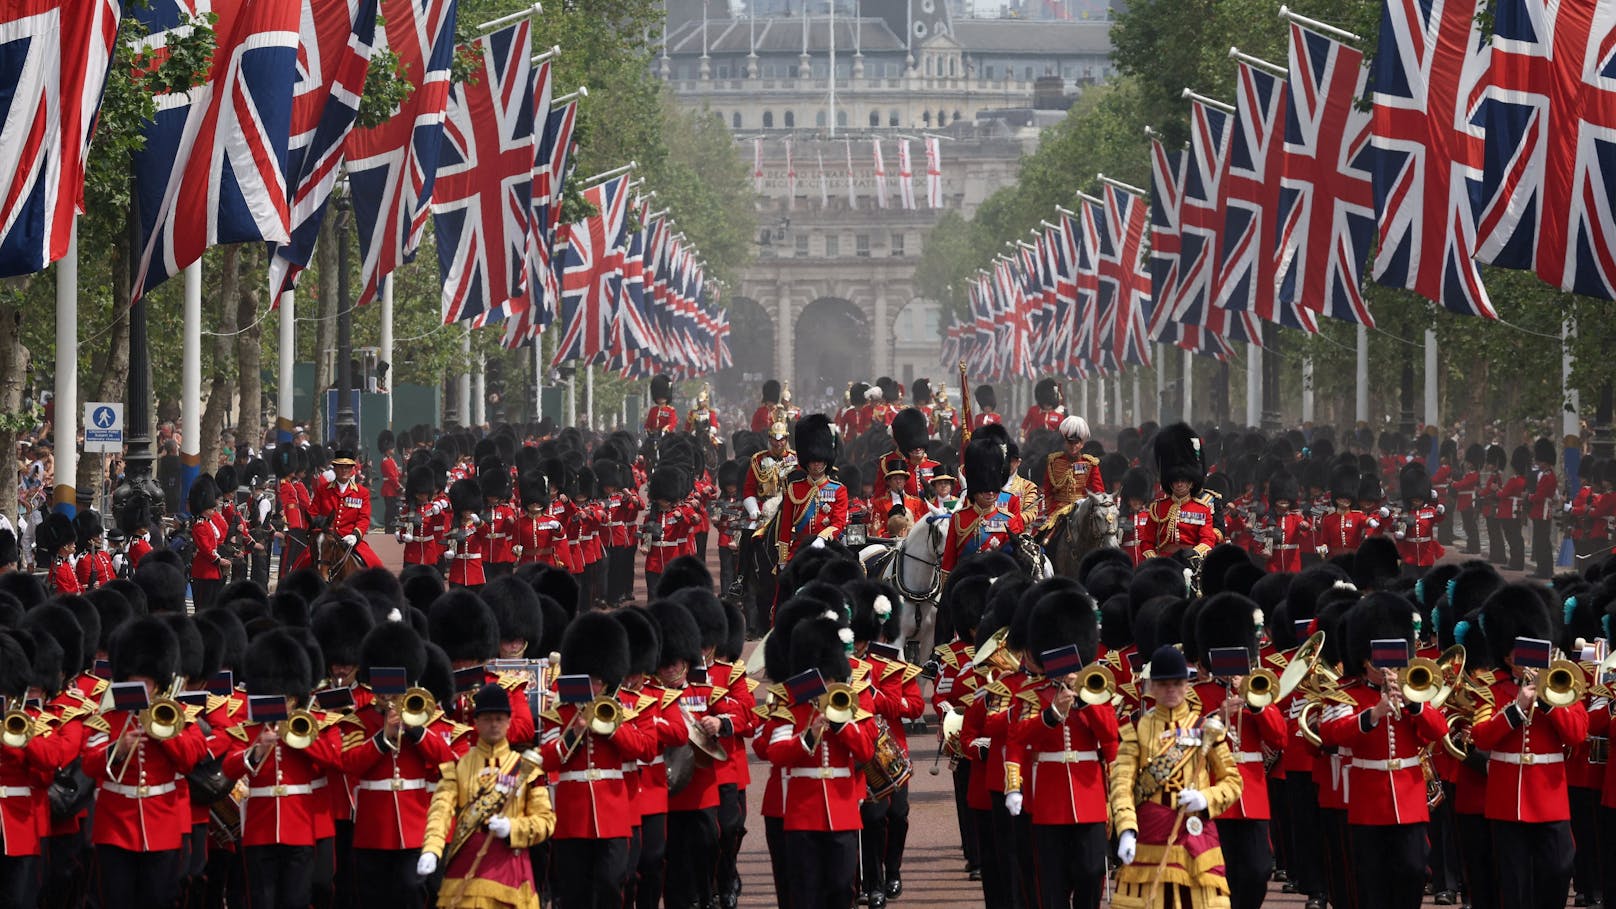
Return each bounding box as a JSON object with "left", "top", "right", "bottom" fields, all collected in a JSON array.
[
  {"left": 1533, "top": 518, "right": 1555, "bottom": 577},
  {"left": 310, "top": 837, "right": 335, "bottom": 908},
  {"left": 191, "top": 577, "right": 223, "bottom": 612},
  {"left": 645, "top": 571, "right": 660, "bottom": 601},
  {"left": 1570, "top": 786, "right": 1602, "bottom": 900},
  {"left": 763, "top": 815, "right": 791, "bottom": 909},
  {"left": 1429, "top": 782, "right": 1460, "bottom": 895},
  {"left": 244, "top": 843, "right": 315, "bottom": 909},
  {"left": 40, "top": 830, "right": 89, "bottom": 909},
  {"left": 1439, "top": 503, "right": 1456, "bottom": 545},
  {"left": 783, "top": 829, "right": 858, "bottom": 909},
  {"left": 989, "top": 792, "right": 1029, "bottom": 909},
  {"left": 635, "top": 813, "right": 668, "bottom": 909},
  {"left": 350, "top": 848, "right": 423, "bottom": 909},
  {"left": 0, "top": 854, "right": 39, "bottom": 909},
  {"left": 1502, "top": 517, "right": 1525, "bottom": 570},
  {"left": 607, "top": 546, "right": 635, "bottom": 603},
  {"left": 1598, "top": 806, "right": 1616, "bottom": 909},
  {"left": 953, "top": 760, "right": 979, "bottom": 867},
  {"left": 1349, "top": 822, "right": 1427, "bottom": 909},
  {"left": 382, "top": 495, "right": 400, "bottom": 532},
  {"left": 1318, "top": 807, "right": 1353, "bottom": 909},
  {"left": 974, "top": 807, "right": 1011, "bottom": 909},
  {"left": 665, "top": 807, "right": 718, "bottom": 908},
  {"left": 484, "top": 561, "right": 513, "bottom": 579},
  {"left": 858, "top": 782, "right": 911, "bottom": 889},
  {"left": 695, "top": 530, "right": 709, "bottom": 561},
  {"left": 1266, "top": 776, "right": 1288, "bottom": 877},
  {"left": 1457, "top": 811, "right": 1498, "bottom": 909},
  {"left": 716, "top": 782, "right": 747, "bottom": 900},
  {"left": 718, "top": 548, "right": 737, "bottom": 604},
  {"left": 1030, "top": 822, "right": 1106, "bottom": 909},
  {"left": 96, "top": 845, "right": 183, "bottom": 909},
  {"left": 1487, "top": 515, "right": 1506, "bottom": 563},
  {"left": 623, "top": 825, "right": 642, "bottom": 908},
  {"left": 329, "top": 820, "right": 355, "bottom": 909},
  {"left": 1492, "top": 818, "right": 1574, "bottom": 909},
  {"left": 1219, "top": 818, "right": 1273, "bottom": 909},
  {"left": 552, "top": 837, "right": 629, "bottom": 909},
  {"left": 1462, "top": 508, "right": 1481, "bottom": 553}
]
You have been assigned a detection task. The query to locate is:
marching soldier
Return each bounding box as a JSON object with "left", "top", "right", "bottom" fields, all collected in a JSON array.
[
  {"left": 189, "top": 475, "right": 228, "bottom": 610},
  {"left": 1257, "top": 470, "right": 1309, "bottom": 573},
  {"left": 774, "top": 415, "right": 849, "bottom": 563},
  {"left": 644, "top": 375, "right": 679, "bottom": 438},
  {"left": 1528, "top": 437, "right": 1558, "bottom": 579},
  {"left": 118, "top": 497, "right": 155, "bottom": 574},
  {"left": 1137, "top": 423, "right": 1218, "bottom": 563},
  {"left": 481, "top": 461, "right": 519, "bottom": 580},
  {"left": 1120, "top": 468, "right": 1152, "bottom": 565},
  {"left": 1496, "top": 445, "right": 1531, "bottom": 572},
  {"left": 1020, "top": 378, "right": 1066, "bottom": 438},
  {"left": 399, "top": 466, "right": 448, "bottom": 567},
  {"left": 1316, "top": 465, "right": 1368, "bottom": 559},
  {"left": 687, "top": 384, "right": 722, "bottom": 447},
  {"left": 444, "top": 479, "right": 489, "bottom": 590},
  {"left": 275, "top": 445, "right": 311, "bottom": 578},
  {"left": 1396, "top": 462, "right": 1446, "bottom": 569},
  {"left": 598, "top": 459, "right": 644, "bottom": 604},
  {"left": 37, "top": 513, "right": 79, "bottom": 595},
  {"left": 972, "top": 384, "right": 1003, "bottom": 430},
  {"left": 379, "top": 430, "right": 402, "bottom": 532},
  {"left": 513, "top": 474, "right": 566, "bottom": 569},
  {"left": 73, "top": 510, "right": 116, "bottom": 589},
  {"left": 642, "top": 468, "right": 700, "bottom": 595},
  {"left": 753, "top": 379, "right": 785, "bottom": 433},
  {"left": 1038, "top": 417, "right": 1104, "bottom": 528},
  {"left": 1453, "top": 444, "right": 1485, "bottom": 555}
]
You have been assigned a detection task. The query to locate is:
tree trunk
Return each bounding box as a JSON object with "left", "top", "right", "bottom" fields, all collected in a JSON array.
[
  {"left": 199, "top": 246, "right": 240, "bottom": 474},
  {"left": 0, "top": 284, "right": 29, "bottom": 537},
  {"left": 236, "top": 259, "right": 263, "bottom": 454},
  {"left": 76, "top": 230, "right": 132, "bottom": 507},
  {"left": 312, "top": 232, "right": 337, "bottom": 441}
]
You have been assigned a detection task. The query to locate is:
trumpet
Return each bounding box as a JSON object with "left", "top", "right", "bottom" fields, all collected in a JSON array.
[
  {"left": 281, "top": 710, "right": 319, "bottom": 750},
  {"left": 1542, "top": 659, "right": 1586, "bottom": 708},
  {"left": 1402, "top": 657, "right": 1444, "bottom": 704},
  {"left": 401, "top": 687, "right": 437, "bottom": 728},
  {"left": 1241, "top": 668, "right": 1280, "bottom": 709},
  {"left": 2, "top": 699, "right": 33, "bottom": 748},
  {"left": 141, "top": 679, "right": 187, "bottom": 740},
  {"left": 587, "top": 695, "right": 623, "bottom": 736},
  {"left": 818, "top": 683, "right": 857, "bottom": 726},
  {"left": 1068, "top": 663, "right": 1117, "bottom": 707}
]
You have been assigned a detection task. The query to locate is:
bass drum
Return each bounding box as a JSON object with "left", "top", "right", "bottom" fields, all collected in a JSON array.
[{"left": 860, "top": 716, "right": 913, "bottom": 801}]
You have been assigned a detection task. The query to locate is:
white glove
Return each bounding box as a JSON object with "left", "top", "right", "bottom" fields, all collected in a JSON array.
[
  {"left": 416, "top": 853, "right": 438, "bottom": 876},
  {"left": 1178, "top": 788, "right": 1209, "bottom": 813},
  {"left": 1436, "top": 504, "right": 1446, "bottom": 515},
  {"left": 342, "top": 534, "right": 358, "bottom": 546},
  {"left": 1395, "top": 531, "right": 1407, "bottom": 540},
  {"left": 1005, "top": 791, "right": 1023, "bottom": 816},
  {"left": 1118, "top": 831, "right": 1137, "bottom": 865},
  {"left": 810, "top": 537, "right": 826, "bottom": 550},
  {"left": 743, "top": 497, "right": 760, "bottom": 519},
  {"left": 488, "top": 815, "right": 512, "bottom": 839},
  {"left": 1378, "top": 507, "right": 1391, "bottom": 519},
  {"left": 512, "top": 545, "right": 524, "bottom": 556},
  {"left": 400, "top": 533, "right": 415, "bottom": 543}
]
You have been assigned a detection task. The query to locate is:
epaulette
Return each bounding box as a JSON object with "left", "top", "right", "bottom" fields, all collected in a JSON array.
[
  {"left": 1016, "top": 687, "right": 1043, "bottom": 708},
  {"left": 66, "top": 687, "right": 98, "bottom": 708},
  {"left": 1264, "top": 651, "right": 1289, "bottom": 671},
  {"left": 661, "top": 688, "right": 682, "bottom": 709},
  {"left": 227, "top": 694, "right": 246, "bottom": 716},
  {"left": 340, "top": 726, "right": 369, "bottom": 751},
  {"left": 82, "top": 676, "right": 109, "bottom": 699},
  {"left": 1082, "top": 453, "right": 1100, "bottom": 466},
  {"left": 853, "top": 707, "right": 874, "bottom": 722},
  {"left": 541, "top": 706, "right": 565, "bottom": 726},
  {"left": 879, "top": 660, "right": 905, "bottom": 682},
  {"left": 84, "top": 715, "right": 110, "bottom": 734},
  {"left": 206, "top": 694, "right": 229, "bottom": 714},
  {"left": 985, "top": 679, "right": 1012, "bottom": 699},
  {"left": 900, "top": 663, "right": 923, "bottom": 684},
  {"left": 184, "top": 705, "right": 204, "bottom": 722},
  {"left": 730, "top": 658, "right": 747, "bottom": 676},
  {"left": 851, "top": 663, "right": 871, "bottom": 686},
  {"left": 446, "top": 720, "right": 474, "bottom": 740},
  {"left": 743, "top": 677, "right": 761, "bottom": 695},
  {"left": 934, "top": 646, "right": 959, "bottom": 670},
  {"left": 497, "top": 672, "right": 526, "bottom": 692},
  {"left": 228, "top": 725, "right": 252, "bottom": 742}
]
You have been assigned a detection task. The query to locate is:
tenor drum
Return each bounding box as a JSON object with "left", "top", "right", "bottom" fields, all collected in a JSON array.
[{"left": 860, "top": 716, "right": 913, "bottom": 801}]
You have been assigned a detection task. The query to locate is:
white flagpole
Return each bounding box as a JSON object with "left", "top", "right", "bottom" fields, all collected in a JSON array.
[
  {"left": 279, "top": 290, "right": 295, "bottom": 437},
  {"left": 1355, "top": 322, "right": 1369, "bottom": 423},
  {"left": 381, "top": 276, "right": 394, "bottom": 425},
  {"left": 1246, "top": 342, "right": 1261, "bottom": 427},
  {"left": 182, "top": 260, "right": 202, "bottom": 479},
  {"left": 54, "top": 218, "right": 77, "bottom": 512},
  {"left": 1424, "top": 327, "right": 1439, "bottom": 430}
]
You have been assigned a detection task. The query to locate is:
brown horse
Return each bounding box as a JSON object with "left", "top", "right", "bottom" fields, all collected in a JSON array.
[{"left": 308, "top": 529, "right": 366, "bottom": 585}]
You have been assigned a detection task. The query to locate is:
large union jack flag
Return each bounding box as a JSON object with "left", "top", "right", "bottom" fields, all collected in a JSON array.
[
  {"left": 131, "top": 0, "right": 300, "bottom": 300},
  {"left": 1277, "top": 22, "right": 1377, "bottom": 326},
  {"left": 1370, "top": 0, "right": 1495, "bottom": 317},
  {"left": 433, "top": 20, "right": 534, "bottom": 325},
  {"left": 552, "top": 175, "right": 627, "bottom": 367},
  {"left": 1178, "top": 98, "right": 1264, "bottom": 347},
  {"left": 1473, "top": 0, "right": 1616, "bottom": 299},
  {"left": 268, "top": 0, "right": 380, "bottom": 300},
  {"left": 345, "top": 0, "right": 457, "bottom": 308},
  {"left": 1096, "top": 184, "right": 1153, "bottom": 368},
  {"left": 0, "top": 0, "right": 119, "bottom": 279}
]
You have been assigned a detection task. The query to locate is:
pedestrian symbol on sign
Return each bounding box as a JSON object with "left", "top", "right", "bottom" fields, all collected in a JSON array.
[{"left": 94, "top": 407, "right": 116, "bottom": 429}]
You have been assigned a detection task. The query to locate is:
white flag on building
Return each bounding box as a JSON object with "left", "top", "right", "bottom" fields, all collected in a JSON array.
[
  {"left": 753, "top": 137, "right": 764, "bottom": 193},
  {"left": 898, "top": 138, "right": 915, "bottom": 210},
  {"left": 925, "top": 136, "right": 942, "bottom": 208},
  {"left": 845, "top": 139, "right": 856, "bottom": 207},
  {"left": 818, "top": 150, "right": 829, "bottom": 209},
  {"left": 785, "top": 138, "right": 795, "bottom": 211},
  {"left": 872, "top": 139, "right": 888, "bottom": 209}
]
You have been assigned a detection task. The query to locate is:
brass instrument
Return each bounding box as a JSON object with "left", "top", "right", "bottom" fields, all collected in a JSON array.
[
  {"left": 1429, "top": 645, "right": 1468, "bottom": 708},
  {"left": 401, "top": 687, "right": 437, "bottom": 728},
  {"left": 1594, "top": 650, "right": 1616, "bottom": 699},
  {"left": 1402, "top": 657, "right": 1444, "bottom": 705},
  {"left": 281, "top": 710, "right": 319, "bottom": 750},
  {"left": 971, "top": 627, "right": 1020, "bottom": 675},
  {"left": 1277, "top": 632, "right": 1325, "bottom": 701},
  {"left": 1072, "top": 662, "right": 1117, "bottom": 707},
  {"left": 1298, "top": 700, "right": 1324, "bottom": 748},
  {"left": 819, "top": 683, "right": 857, "bottom": 726},
  {"left": 2, "top": 698, "right": 33, "bottom": 748},
  {"left": 587, "top": 695, "right": 623, "bottom": 736},
  {"left": 1543, "top": 659, "right": 1586, "bottom": 708},
  {"left": 141, "top": 680, "right": 187, "bottom": 741},
  {"left": 1241, "top": 668, "right": 1280, "bottom": 709}
]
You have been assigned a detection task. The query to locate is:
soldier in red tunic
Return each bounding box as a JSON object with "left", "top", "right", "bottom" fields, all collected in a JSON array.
[
  {"left": 1496, "top": 445, "right": 1532, "bottom": 572},
  {"left": 890, "top": 408, "right": 939, "bottom": 498},
  {"left": 398, "top": 466, "right": 448, "bottom": 567},
  {"left": 643, "top": 374, "right": 679, "bottom": 438},
  {"left": 378, "top": 429, "right": 402, "bottom": 532},
  {"left": 296, "top": 449, "right": 385, "bottom": 570},
  {"left": 35, "top": 513, "right": 79, "bottom": 596},
  {"left": 1528, "top": 437, "right": 1559, "bottom": 580},
  {"left": 752, "top": 379, "right": 785, "bottom": 433},
  {"left": 1317, "top": 464, "right": 1369, "bottom": 559},
  {"left": 1257, "top": 469, "right": 1311, "bottom": 573},
  {"left": 971, "top": 383, "right": 1003, "bottom": 431},
  {"left": 1138, "top": 423, "right": 1219, "bottom": 564},
  {"left": 1452, "top": 444, "right": 1485, "bottom": 555},
  {"left": 73, "top": 511, "right": 116, "bottom": 589},
  {"left": 479, "top": 460, "right": 518, "bottom": 580},
  {"left": 775, "top": 415, "right": 849, "bottom": 563},
  {"left": 939, "top": 438, "right": 1024, "bottom": 581},
  {"left": 1396, "top": 462, "right": 1446, "bottom": 569}
]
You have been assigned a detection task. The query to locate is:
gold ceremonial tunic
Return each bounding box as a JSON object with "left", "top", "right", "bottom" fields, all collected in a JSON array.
[
  {"left": 422, "top": 739, "right": 556, "bottom": 909},
  {"left": 1108, "top": 701, "right": 1242, "bottom": 909}
]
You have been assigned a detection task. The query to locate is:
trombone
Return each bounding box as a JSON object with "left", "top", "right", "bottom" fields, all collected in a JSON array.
[
  {"left": 2, "top": 698, "right": 34, "bottom": 748},
  {"left": 281, "top": 709, "right": 320, "bottom": 750},
  {"left": 1063, "top": 663, "right": 1116, "bottom": 707},
  {"left": 586, "top": 694, "right": 624, "bottom": 736},
  {"left": 141, "top": 680, "right": 187, "bottom": 741}
]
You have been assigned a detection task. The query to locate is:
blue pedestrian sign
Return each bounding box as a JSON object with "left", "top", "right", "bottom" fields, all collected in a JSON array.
[{"left": 84, "top": 402, "right": 124, "bottom": 453}]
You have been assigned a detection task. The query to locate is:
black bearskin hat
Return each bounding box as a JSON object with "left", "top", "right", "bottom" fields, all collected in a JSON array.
[
  {"left": 1194, "top": 592, "right": 1262, "bottom": 667},
  {"left": 1120, "top": 468, "right": 1151, "bottom": 504},
  {"left": 719, "top": 603, "right": 746, "bottom": 662},
  {"left": 359, "top": 621, "right": 428, "bottom": 686},
  {"left": 789, "top": 615, "right": 852, "bottom": 684},
  {"left": 1027, "top": 589, "right": 1100, "bottom": 667},
  {"left": 1510, "top": 445, "right": 1532, "bottom": 476},
  {"left": 913, "top": 378, "right": 933, "bottom": 405},
  {"left": 1533, "top": 437, "right": 1556, "bottom": 466},
  {"left": 158, "top": 613, "right": 204, "bottom": 682},
  {"left": 1267, "top": 470, "right": 1300, "bottom": 506},
  {"left": 653, "top": 555, "right": 713, "bottom": 598},
  {"left": 479, "top": 461, "right": 511, "bottom": 500},
  {"left": 311, "top": 597, "right": 374, "bottom": 669},
  {"left": 196, "top": 607, "right": 247, "bottom": 673},
  {"left": 188, "top": 473, "right": 221, "bottom": 516},
  {"left": 1330, "top": 464, "right": 1360, "bottom": 502},
  {"left": 1198, "top": 544, "right": 1254, "bottom": 599},
  {"left": 1357, "top": 474, "right": 1384, "bottom": 504},
  {"left": 245, "top": 630, "right": 313, "bottom": 700},
  {"left": 35, "top": 513, "right": 74, "bottom": 560},
  {"left": 795, "top": 413, "right": 838, "bottom": 467},
  {"left": 649, "top": 599, "right": 702, "bottom": 668},
  {"left": 73, "top": 510, "right": 105, "bottom": 550},
  {"left": 648, "top": 467, "right": 684, "bottom": 504},
  {"left": 846, "top": 578, "right": 899, "bottom": 644},
  {"left": 670, "top": 587, "right": 727, "bottom": 651},
  {"left": 109, "top": 616, "right": 180, "bottom": 688},
  {"left": 428, "top": 590, "right": 498, "bottom": 663},
  {"left": 717, "top": 459, "right": 742, "bottom": 491},
  {"left": 1353, "top": 536, "right": 1402, "bottom": 591},
  {"left": 23, "top": 604, "right": 84, "bottom": 679},
  {"left": 0, "top": 632, "right": 30, "bottom": 697},
  {"left": 405, "top": 465, "right": 437, "bottom": 501},
  {"left": 518, "top": 473, "right": 549, "bottom": 509},
  {"left": 651, "top": 374, "right": 673, "bottom": 403},
  {"left": 974, "top": 384, "right": 997, "bottom": 410},
  {"left": 890, "top": 408, "right": 929, "bottom": 454},
  {"left": 762, "top": 379, "right": 781, "bottom": 404},
  {"left": 417, "top": 643, "right": 453, "bottom": 707},
  {"left": 484, "top": 576, "right": 543, "bottom": 652},
  {"left": 560, "top": 611, "right": 630, "bottom": 690},
  {"left": 1153, "top": 422, "right": 1205, "bottom": 493},
  {"left": 963, "top": 437, "right": 1009, "bottom": 496},
  {"left": 1464, "top": 443, "right": 1486, "bottom": 469},
  {"left": 1399, "top": 463, "right": 1432, "bottom": 504},
  {"left": 448, "top": 478, "right": 482, "bottom": 517},
  {"left": 1034, "top": 377, "right": 1061, "bottom": 408},
  {"left": 766, "top": 597, "right": 827, "bottom": 680},
  {"left": 134, "top": 562, "right": 188, "bottom": 614},
  {"left": 1346, "top": 591, "right": 1418, "bottom": 677},
  {"left": 1479, "top": 583, "right": 1554, "bottom": 670},
  {"left": 0, "top": 529, "right": 21, "bottom": 568},
  {"left": 615, "top": 607, "right": 662, "bottom": 677}
]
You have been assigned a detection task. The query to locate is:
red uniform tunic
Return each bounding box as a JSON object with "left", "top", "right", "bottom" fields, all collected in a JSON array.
[
  {"left": 643, "top": 505, "right": 698, "bottom": 574},
  {"left": 76, "top": 550, "right": 116, "bottom": 588},
  {"left": 643, "top": 404, "right": 678, "bottom": 435},
  {"left": 1592, "top": 491, "right": 1616, "bottom": 546},
  {"left": 1038, "top": 452, "right": 1105, "bottom": 521},
  {"left": 380, "top": 456, "right": 402, "bottom": 499},
  {"left": 399, "top": 500, "right": 448, "bottom": 565},
  {"left": 1397, "top": 504, "right": 1446, "bottom": 567},
  {"left": 1320, "top": 685, "right": 1446, "bottom": 824},
  {"left": 1471, "top": 676, "right": 1588, "bottom": 822},
  {"left": 971, "top": 412, "right": 1003, "bottom": 430},
  {"left": 84, "top": 712, "right": 210, "bottom": 851},
  {"left": 894, "top": 455, "right": 941, "bottom": 499},
  {"left": 279, "top": 478, "right": 308, "bottom": 531},
  {"left": 709, "top": 661, "right": 759, "bottom": 790},
  {"left": 513, "top": 512, "right": 567, "bottom": 567},
  {"left": 0, "top": 704, "right": 84, "bottom": 856},
  {"left": 1496, "top": 474, "right": 1528, "bottom": 520},
  {"left": 1008, "top": 685, "right": 1119, "bottom": 825},
  {"left": 667, "top": 679, "right": 744, "bottom": 813},
  {"left": 298, "top": 479, "right": 384, "bottom": 569},
  {"left": 338, "top": 709, "right": 456, "bottom": 850},
  {"left": 637, "top": 683, "right": 692, "bottom": 819},
  {"left": 1316, "top": 508, "right": 1369, "bottom": 558},
  {"left": 546, "top": 499, "right": 581, "bottom": 573},
  {"left": 1258, "top": 510, "right": 1312, "bottom": 573},
  {"left": 874, "top": 490, "right": 927, "bottom": 525},
  {"left": 444, "top": 521, "right": 487, "bottom": 587},
  {"left": 220, "top": 722, "right": 345, "bottom": 846},
  {"left": 48, "top": 557, "right": 82, "bottom": 595},
  {"left": 1019, "top": 406, "right": 1064, "bottom": 438},
  {"left": 483, "top": 502, "right": 519, "bottom": 566},
  {"left": 1137, "top": 495, "right": 1218, "bottom": 560},
  {"left": 751, "top": 404, "right": 777, "bottom": 433},
  {"left": 939, "top": 503, "right": 1023, "bottom": 573},
  {"left": 774, "top": 474, "right": 848, "bottom": 562},
  {"left": 190, "top": 516, "right": 226, "bottom": 581},
  {"left": 1452, "top": 469, "right": 1481, "bottom": 513},
  {"left": 1528, "top": 468, "right": 1558, "bottom": 521},
  {"left": 537, "top": 702, "right": 657, "bottom": 840},
  {"left": 929, "top": 641, "right": 980, "bottom": 719},
  {"left": 1219, "top": 702, "right": 1287, "bottom": 820},
  {"left": 604, "top": 490, "right": 643, "bottom": 548},
  {"left": 763, "top": 703, "right": 877, "bottom": 832}
]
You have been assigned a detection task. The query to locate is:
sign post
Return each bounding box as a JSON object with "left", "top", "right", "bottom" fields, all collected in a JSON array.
[{"left": 84, "top": 403, "right": 124, "bottom": 454}]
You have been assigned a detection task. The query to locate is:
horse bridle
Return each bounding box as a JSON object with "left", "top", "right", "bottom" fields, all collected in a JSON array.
[{"left": 893, "top": 521, "right": 944, "bottom": 603}]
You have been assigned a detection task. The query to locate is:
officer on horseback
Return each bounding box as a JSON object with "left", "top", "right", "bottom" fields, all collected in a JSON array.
[
  {"left": 1038, "top": 416, "right": 1105, "bottom": 530},
  {"left": 290, "top": 449, "right": 385, "bottom": 573}
]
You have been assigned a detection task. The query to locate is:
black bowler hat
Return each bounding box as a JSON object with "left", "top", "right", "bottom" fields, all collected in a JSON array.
[
  {"left": 1149, "top": 645, "right": 1189, "bottom": 681},
  {"left": 472, "top": 682, "right": 512, "bottom": 716}
]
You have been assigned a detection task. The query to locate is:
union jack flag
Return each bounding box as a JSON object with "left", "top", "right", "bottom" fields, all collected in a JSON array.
[
  {"left": 1278, "top": 22, "right": 1377, "bottom": 326},
  {"left": 611, "top": 199, "right": 658, "bottom": 372},
  {"left": 552, "top": 175, "right": 628, "bottom": 368},
  {"left": 1147, "top": 138, "right": 1187, "bottom": 342},
  {"left": 1096, "top": 184, "right": 1153, "bottom": 368},
  {"left": 433, "top": 20, "right": 535, "bottom": 325},
  {"left": 1073, "top": 196, "right": 1102, "bottom": 376},
  {"left": 1219, "top": 62, "right": 1315, "bottom": 332},
  {"left": 268, "top": 0, "right": 380, "bottom": 300},
  {"left": 345, "top": 0, "right": 457, "bottom": 308},
  {"left": 0, "top": 0, "right": 120, "bottom": 279},
  {"left": 1473, "top": 0, "right": 1616, "bottom": 299},
  {"left": 131, "top": 0, "right": 301, "bottom": 300},
  {"left": 1177, "top": 98, "right": 1264, "bottom": 346},
  {"left": 1369, "top": 0, "right": 1495, "bottom": 317}
]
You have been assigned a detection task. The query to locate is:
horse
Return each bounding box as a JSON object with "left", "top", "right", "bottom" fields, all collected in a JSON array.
[
  {"left": 870, "top": 514, "right": 949, "bottom": 659},
  {"left": 1045, "top": 493, "right": 1122, "bottom": 578},
  {"left": 308, "top": 528, "right": 366, "bottom": 585}
]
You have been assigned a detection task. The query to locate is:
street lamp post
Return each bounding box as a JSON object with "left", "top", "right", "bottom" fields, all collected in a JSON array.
[
  {"left": 113, "top": 198, "right": 164, "bottom": 528},
  {"left": 333, "top": 183, "right": 357, "bottom": 448}
]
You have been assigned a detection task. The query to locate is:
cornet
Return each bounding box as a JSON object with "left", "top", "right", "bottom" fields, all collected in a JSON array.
[
  {"left": 1069, "top": 663, "right": 1117, "bottom": 707},
  {"left": 587, "top": 695, "right": 623, "bottom": 736},
  {"left": 281, "top": 709, "right": 319, "bottom": 750},
  {"left": 400, "top": 687, "right": 437, "bottom": 728},
  {"left": 2, "top": 698, "right": 34, "bottom": 748},
  {"left": 1241, "top": 668, "right": 1280, "bottom": 709},
  {"left": 1542, "top": 659, "right": 1586, "bottom": 708},
  {"left": 819, "top": 683, "right": 857, "bottom": 726},
  {"left": 141, "top": 680, "right": 187, "bottom": 741},
  {"left": 1402, "top": 657, "right": 1444, "bottom": 705}
]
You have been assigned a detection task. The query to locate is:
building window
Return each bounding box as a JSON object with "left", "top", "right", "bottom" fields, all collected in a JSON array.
[
  {"left": 891, "top": 233, "right": 906, "bottom": 257},
  {"left": 784, "top": 110, "right": 795, "bottom": 128},
  {"left": 889, "top": 110, "right": 899, "bottom": 126},
  {"left": 984, "top": 64, "right": 994, "bottom": 80},
  {"left": 837, "top": 110, "right": 847, "bottom": 127},
  {"left": 825, "top": 235, "right": 839, "bottom": 257},
  {"left": 795, "top": 234, "right": 809, "bottom": 257},
  {"left": 922, "top": 110, "right": 931, "bottom": 126},
  {"left": 856, "top": 234, "right": 870, "bottom": 257},
  {"left": 816, "top": 110, "right": 827, "bottom": 127},
  {"left": 869, "top": 110, "right": 880, "bottom": 127},
  {"left": 732, "top": 112, "right": 742, "bottom": 129},
  {"left": 953, "top": 110, "right": 961, "bottom": 122},
  {"left": 763, "top": 110, "right": 774, "bottom": 128},
  {"left": 1024, "top": 65, "right": 1033, "bottom": 81}
]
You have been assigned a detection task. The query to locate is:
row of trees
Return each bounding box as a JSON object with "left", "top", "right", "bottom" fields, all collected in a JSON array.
[
  {"left": 915, "top": 0, "right": 1614, "bottom": 434},
  {"left": 0, "top": 0, "right": 757, "bottom": 522}
]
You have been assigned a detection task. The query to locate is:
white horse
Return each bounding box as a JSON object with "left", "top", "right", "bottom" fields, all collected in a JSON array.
[{"left": 859, "top": 514, "right": 949, "bottom": 657}]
